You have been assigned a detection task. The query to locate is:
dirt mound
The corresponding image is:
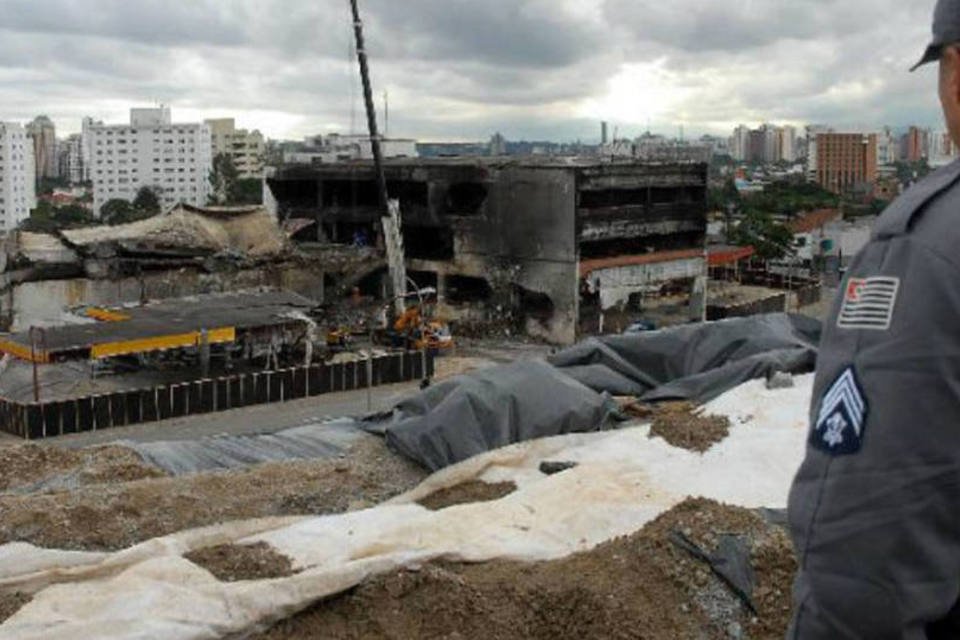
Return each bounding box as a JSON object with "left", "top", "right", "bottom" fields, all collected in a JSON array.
[
  {"left": 186, "top": 542, "right": 295, "bottom": 582},
  {"left": 0, "top": 592, "right": 31, "bottom": 625},
  {"left": 0, "top": 436, "right": 426, "bottom": 551},
  {"left": 252, "top": 498, "right": 796, "bottom": 640},
  {"left": 417, "top": 481, "right": 517, "bottom": 511},
  {"left": 0, "top": 444, "right": 164, "bottom": 494},
  {"left": 649, "top": 403, "right": 731, "bottom": 453}
]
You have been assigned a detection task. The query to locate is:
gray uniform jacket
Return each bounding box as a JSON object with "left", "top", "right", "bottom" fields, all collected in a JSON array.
[{"left": 789, "top": 158, "right": 960, "bottom": 639}]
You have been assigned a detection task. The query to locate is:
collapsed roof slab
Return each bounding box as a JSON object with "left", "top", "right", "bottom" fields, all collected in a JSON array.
[{"left": 0, "top": 290, "right": 316, "bottom": 363}]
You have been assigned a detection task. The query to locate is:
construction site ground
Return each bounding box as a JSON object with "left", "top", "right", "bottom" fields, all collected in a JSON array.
[{"left": 0, "top": 339, "right": 800, "bottom": 638}]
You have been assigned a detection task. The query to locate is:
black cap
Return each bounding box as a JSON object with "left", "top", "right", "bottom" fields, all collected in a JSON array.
[{"left": 913, "top": 0, "right": 960, "bottom": 71}]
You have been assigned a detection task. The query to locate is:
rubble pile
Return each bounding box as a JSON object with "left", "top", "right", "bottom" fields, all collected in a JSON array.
[{"left": 252, "top": 499, "right": 796, "bottom": 640}]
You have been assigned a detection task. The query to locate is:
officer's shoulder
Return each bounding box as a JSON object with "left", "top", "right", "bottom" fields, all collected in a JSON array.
[{"left": 874, "top": 160, "right": 960, "bottom": 243}]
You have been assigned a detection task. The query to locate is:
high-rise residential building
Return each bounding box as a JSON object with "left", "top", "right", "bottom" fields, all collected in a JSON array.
[
  {"left": 204, "top": 118, "right": 265, "bottom": 179},
  {"left": 778, "top": 126, "right": 797, "bottom": 162},
  {"left": 761, "top": 124, "right": 779, "bottom": 164},
  {"left": 876, "top": 127, "right": 897, "bottom": 166},
  {"left": 901, "top": 126, "right": 930, "bottom": 162},
  {"left": 930, "top": 130, "right": 958, "bottom": 167},
  {"left": 805, "top": 125, "right": 833, "bottom": 182},
  {"left": 0, "top": 122, "right": 37, "bottom": 232},
  {"left": 25, "top": 115, "right": 57, "bottom": 181},
  {"left": 80, "top": 116, "right": 102, "bottom": 183},
  {"left": 489, "top": 132, "right": 507, "bottom": 156},
  {"left": 729, "top": 125, "right": 751, "bottom": 161},
  {"left": 87, "top": 106, "right": 212, "bottom": 217},
  {"left": 58, "top": 134, "right": 84, "bottom": 184},
  {"left": 815, "top": 133, "right": 878, "bottom": 194}
]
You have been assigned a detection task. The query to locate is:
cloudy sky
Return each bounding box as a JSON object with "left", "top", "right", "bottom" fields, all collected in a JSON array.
[{"left": 0, "top": 0, "right": 945, "bottom": 142}]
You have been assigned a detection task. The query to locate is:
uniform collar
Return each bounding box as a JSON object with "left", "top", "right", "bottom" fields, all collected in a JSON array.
[{"left": 874, "top": 157, "right": 960, "bottom": 239}]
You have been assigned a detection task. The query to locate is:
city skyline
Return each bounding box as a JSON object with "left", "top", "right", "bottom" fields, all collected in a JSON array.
[{"left": 0, "top": 0, "right": 947, "bottom": 142}]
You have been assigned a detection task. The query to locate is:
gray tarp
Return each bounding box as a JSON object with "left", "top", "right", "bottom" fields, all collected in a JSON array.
[
  {"left": 548, "top": 313, "right": 821, "bottom": 403},
  {"left": 128, "top": 419, "right": 364, "bottom": 475},
  {"left": 380, "top": 314, "right": 820, "bottom": 470},
  {"left": 382, "top": 360, "right": 618, "bottom": 471}
]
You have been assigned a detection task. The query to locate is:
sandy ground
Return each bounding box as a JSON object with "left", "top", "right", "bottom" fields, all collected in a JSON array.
[
  {"left": 649, "top": 402, "right": 732, "bottom": 453},
  {"left": 0, "top": 435, "right": 426, "bottom": 551}
]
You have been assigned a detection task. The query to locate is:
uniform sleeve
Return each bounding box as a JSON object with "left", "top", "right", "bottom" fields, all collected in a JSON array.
[{"left": 788, "top": 236, "right": 960, "bottom": 639}]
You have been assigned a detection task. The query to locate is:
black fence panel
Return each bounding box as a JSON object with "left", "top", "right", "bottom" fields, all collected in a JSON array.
[
  {"left": 342, "top": 362, "right": 356, "bottom": 391},
  {"left": 77, "top": 397, "right": 95, "bottom": 432},
  {"left": 157, "top": 387, "right": 172, "bottom": 421},
  {"left": 229, "top": 377, "right": 243, "bottom": 409},
  {"left": 215, "top": 379, "right": 229, "bottom": 411},
  {"left": 330, "top": 363, "right": 344, "bottom": 392},
  {"left": 171, "top": 384, "right": 187, "bottom": 419},
  {"left": 94, "top": 396, "right": 111, "bottom": 430},
  {"left": 254, "top": 373, "right": 269, "bottom": 405},
  {"left": 291, "top": 368, "right": 307, "bottom": 400},
  {"left": 125, "top": 391, "right": 142, "bottom": 425},
  {"left": 23, "top": 405, "right": 41, "bottom": 440},
  {"left": 62, "top": 400, "right": 78, "bottom": 434},
  {"left": 141, "top": 389, "right": 158, "bottom": 423},
  {"left": 110, "top": 393, "right": 128, "bottom": 427},
  {"left": 200, "top": 380, "right": 215, "bottom": 414},
  {"left": 42, "top": 402, "right": 62, "bottom": 438}
]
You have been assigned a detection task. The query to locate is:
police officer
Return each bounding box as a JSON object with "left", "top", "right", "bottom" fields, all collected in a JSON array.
[{"left": 788, "top": 1, "right": 960, "bottom": 637}]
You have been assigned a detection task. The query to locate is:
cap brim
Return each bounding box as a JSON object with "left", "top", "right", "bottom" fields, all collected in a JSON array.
[{"left": 911, "top": 44, "right": 941, "bottom": 71}]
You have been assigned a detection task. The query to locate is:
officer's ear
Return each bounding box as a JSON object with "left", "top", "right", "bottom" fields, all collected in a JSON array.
[{"left": 941, "top": 46, "right": 960, "bottom": 105}]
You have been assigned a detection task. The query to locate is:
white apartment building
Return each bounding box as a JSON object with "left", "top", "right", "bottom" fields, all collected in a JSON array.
[
  {"left": 205, "top": 118, "right": 265, "bottom": 179},
  {"left": 283, "top": 134, "right": 418, "bottom": 165},
  {"left": 729, "top": 125, "right": 750, "bottom": 161},
  {"left": 87, "top": 107, "right": 212, "bottom": 217},
  {"left": 59, "top": 134, "right": 84, "bottom": 184},
  {"left": 0, "top": 122, "right": 36, "bottom": 232}
]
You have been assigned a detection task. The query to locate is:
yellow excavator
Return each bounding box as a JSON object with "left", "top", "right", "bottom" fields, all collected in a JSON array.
[{"left": 389, "top": 305, "right": 453, "bottom": 352}]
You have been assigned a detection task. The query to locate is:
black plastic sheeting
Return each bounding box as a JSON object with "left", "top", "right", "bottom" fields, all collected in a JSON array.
[
  {"left": 378, "top": 314, "right": 820, "bottom": 471},
  {"left": 381, "top": 360, "right": 619, "bottom": 472},
  {"left": 548, "top": 313, "right": 820, "bottom": 403},
  {"left": 670, "top": 531, "right": 757, "bottom": 613}
]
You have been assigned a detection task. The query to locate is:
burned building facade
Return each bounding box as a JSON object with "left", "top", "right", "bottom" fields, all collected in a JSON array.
[{"left": 267, "top": 159, "right": 707, "bottom": 344}]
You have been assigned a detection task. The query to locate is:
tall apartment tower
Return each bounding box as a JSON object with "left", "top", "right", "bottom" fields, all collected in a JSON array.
[
  {"left": 204, "top": 118, "right": 265, "bottom": 179},
  {"left": 0, "top": 122, "right": 37, "bottom": 232},
  {"left": 25, "top": 115, "right": 57, "bottom": 181},
  {"left": 816, "top": 133, "right": 878, "bottom": 194},
  {"left": 87, "top": 107, "right": 212, "bottom": 217}
]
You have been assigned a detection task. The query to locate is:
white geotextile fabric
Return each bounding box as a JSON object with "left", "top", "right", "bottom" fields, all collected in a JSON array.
[{"left": 0, "top": 375, "right": 814, "bottom": 640}]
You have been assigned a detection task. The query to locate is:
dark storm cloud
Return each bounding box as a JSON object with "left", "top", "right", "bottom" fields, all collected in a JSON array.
[{"left": 0, "top": 0, "right": 946, "bottom": 140}]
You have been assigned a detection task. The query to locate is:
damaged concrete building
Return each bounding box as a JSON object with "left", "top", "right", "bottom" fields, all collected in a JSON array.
[{"left": 266, "top": 158, "right": 708, "bottom": 344}]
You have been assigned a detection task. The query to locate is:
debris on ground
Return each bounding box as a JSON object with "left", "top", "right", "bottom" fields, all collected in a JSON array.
[
  {"left": 0, "top": 444, "right": 165, "bottom": 494},
  {"left": 432, "top": 356, "right": 497, "bottom": 381},
  {"left": 649, "top": 402, "right": 731, "bottom": 453},
  {"left": 0, "top": 436, "right": 427, "bottom": 551},
  {"left": 417, "top": 481, "right": 517, "bottom": 511},
  {"left": 250, "top": 498, "right": 796, "bottom": 640},
  {"left": 614, "top": 396, "right": 655, "bottom": 420},
  {"left": 538, "top": 461, "right": 579, "bottom": 475},
  {"left": 0, "top": 593, "right": 31, "bottom": 625},
  {"left": 185, "top": 542, "right": 295, "bottom": 582}
]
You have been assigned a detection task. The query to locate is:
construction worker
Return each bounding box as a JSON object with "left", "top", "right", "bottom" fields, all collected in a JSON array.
[{"left": 788, "top": 1, "right": 960, "bottom": 636}]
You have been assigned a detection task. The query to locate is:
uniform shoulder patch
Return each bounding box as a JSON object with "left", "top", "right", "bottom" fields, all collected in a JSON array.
[
  {"left": 811, "top": 367, "right": 868, "bottom": 456},
  {"left": 837, "top": 277, "right": 900, "bottom": 331}
]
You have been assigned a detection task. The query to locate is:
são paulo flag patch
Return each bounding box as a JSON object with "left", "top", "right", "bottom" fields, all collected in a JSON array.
[{"left": 837, "top": 277, "right": 900, "bottom": 331}]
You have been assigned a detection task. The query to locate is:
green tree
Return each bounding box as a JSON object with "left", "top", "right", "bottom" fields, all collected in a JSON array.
[
  {"left": 132, "top": 186, "right": 161, "bottom": 216},
  {"left": 231, "top": 178, "right": 263, "bottom": 205},
  {"left": 21, "top": 201, "right": 95, "bottom": 233},
  {"left": 730, "top": 210, "right": 795, "bottom": 260},
  {"left": 100, "top": 199, "right": 141, "bottom": 225},
  {"left": 209, "top": 152, "right": 240, "bottom": 205}
]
